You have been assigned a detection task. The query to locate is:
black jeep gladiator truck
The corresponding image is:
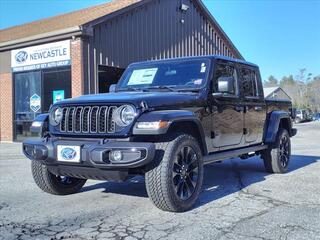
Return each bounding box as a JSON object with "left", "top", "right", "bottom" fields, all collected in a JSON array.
[{"left": 23, "top": 56, "right": 296, "bottom": 212}]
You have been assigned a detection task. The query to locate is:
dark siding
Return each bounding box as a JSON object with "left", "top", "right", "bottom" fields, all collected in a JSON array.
[{"left": 83, "top": 0, "right": 242, "bottom": 94}]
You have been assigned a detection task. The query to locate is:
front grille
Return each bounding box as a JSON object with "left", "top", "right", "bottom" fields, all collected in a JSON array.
[{"left": 59, "top": 106, "right": 117, "bottom": 134}]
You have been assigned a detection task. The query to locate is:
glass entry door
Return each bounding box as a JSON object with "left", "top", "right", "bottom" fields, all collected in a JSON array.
[
  {"left": 14, "top": 71, "right": 41, "bottom": 141},
  {"left": 14, "top": 68, "right": 71, "bottom": 141}
]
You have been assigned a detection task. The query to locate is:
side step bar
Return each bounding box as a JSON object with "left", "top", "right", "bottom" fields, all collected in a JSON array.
[{"left": 203, "top": 145, "right": 267, "bottom": 165}]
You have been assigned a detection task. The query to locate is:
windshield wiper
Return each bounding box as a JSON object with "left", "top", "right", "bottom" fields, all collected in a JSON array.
[
  {"left": 175, "top": 88, "right": 201, "bottom": 93},
  {"left": 144, "top": 86, "right": 176, "bottom": 92},
  {"left": 117, "top": 87, "right": 143, "bottom": 92},
  {"left": 118, "top": 86, "right": 199, "bottom": 93}
]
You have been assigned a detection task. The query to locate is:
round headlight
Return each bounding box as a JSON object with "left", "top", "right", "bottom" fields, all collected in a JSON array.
[
  {"left": 49, "top": 107, "right": 63, "bottom": 126},
  {"left": 114, "top": 105, "right": 136, "bottom": 127}
]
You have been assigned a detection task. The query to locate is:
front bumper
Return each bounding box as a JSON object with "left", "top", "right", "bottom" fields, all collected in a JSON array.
[{"left": 23, "top": 138, "right": 155, "bottom": 181}]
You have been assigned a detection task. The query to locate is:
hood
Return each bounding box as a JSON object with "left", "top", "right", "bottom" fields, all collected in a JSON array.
[{"left": 54, "top": 91, "right": 205, "bottom": 109}]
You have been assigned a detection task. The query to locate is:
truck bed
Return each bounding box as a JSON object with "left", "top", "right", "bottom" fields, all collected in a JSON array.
[{"left": 265, "top": 98, "right": 292, "bottom": 114}]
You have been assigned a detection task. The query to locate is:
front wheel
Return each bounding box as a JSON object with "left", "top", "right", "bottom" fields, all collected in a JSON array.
[
  {"left": 262, "top": 128, "right": 291, "bottom": 173},
  {"left": 145, "top": 133, "right": 204, "bottom": 212},
  {"left": 31, "top": 161, "right": 87, "bottom": 195}
]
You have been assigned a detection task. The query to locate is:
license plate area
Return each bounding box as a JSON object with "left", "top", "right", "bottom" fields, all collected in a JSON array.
[{"left": 57, "top": 145, "right": 81, "bottom": 162}]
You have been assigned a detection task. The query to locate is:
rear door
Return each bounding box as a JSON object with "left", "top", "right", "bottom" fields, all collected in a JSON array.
[
  {"left": 211, "top": 61, "right": 245, "bottom": 150},
  {"left": 239, "top": 65, "right": 266, "bottom": 144}
]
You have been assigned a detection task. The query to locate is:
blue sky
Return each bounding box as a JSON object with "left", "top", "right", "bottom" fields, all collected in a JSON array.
[{"left": 0, "top": 0, "right": 319, "bottom": 81}]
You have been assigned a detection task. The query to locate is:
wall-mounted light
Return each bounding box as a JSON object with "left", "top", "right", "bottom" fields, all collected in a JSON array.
[{"left": 180, "top": 4, "right": 189, "bottom": 12}]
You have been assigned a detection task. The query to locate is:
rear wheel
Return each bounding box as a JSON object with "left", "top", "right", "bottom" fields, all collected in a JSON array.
[
  {"left": 262, "top": 128, "right": 291, "bottom": 173},
  {"left": 31, "top": 161, "right": 87, "bottom": 195},
  {"left": 145, "top": 133, "right": 204, "bottom": 212}
]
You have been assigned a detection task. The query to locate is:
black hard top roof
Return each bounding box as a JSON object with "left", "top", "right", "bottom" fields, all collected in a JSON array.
[{"left": 130, "top": 55, "right": 258, "bottom": 68}]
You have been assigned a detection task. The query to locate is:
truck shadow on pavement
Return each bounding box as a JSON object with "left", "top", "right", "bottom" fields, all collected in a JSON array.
[{"left": 81, "top": 154, "right": 319, "bottom": 208}]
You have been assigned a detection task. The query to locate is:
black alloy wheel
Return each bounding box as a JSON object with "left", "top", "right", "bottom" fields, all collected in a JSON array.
[
  {"left": 145, "top": 133, "right": 204, "bottom": 212},
  {"left": 262, "top": 128, "right": 291, "bottom": 174},
  {"left": 279, "top": 134, "right": 290, "bottom": 168},
  {"left": 56, "top": 175, "right": 77, "bottom": 185},
  {"left": 172, "top": 146, "right": 199, "bottom": 201}
]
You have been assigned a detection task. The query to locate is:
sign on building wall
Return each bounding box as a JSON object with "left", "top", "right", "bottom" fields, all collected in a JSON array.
[
  {"left": 11, "top": 40, "right": 71, "bottom": 72},
  {"left": 53, "top": 90, "right": 65, "bottom": 104},
  {"left": 30, "top": 94, "right": 41, "bottom": 112}
]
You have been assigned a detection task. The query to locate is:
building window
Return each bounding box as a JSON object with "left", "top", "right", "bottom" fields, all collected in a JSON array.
[
  {"left": 13, "top": 67, "right": 71, "bottom": 141},
  {"left": 14, "top": 71, "right": 41, "bottom": 141}
]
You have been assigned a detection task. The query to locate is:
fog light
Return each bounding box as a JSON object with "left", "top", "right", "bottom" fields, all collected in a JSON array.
[{"left": 109, "top": 150, "right": 123, "bottom": 162}]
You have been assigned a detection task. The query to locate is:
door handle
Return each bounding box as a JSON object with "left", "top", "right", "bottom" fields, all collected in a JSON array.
[{"left": 254, "top": 106, "right": 263, "bottom": 111}]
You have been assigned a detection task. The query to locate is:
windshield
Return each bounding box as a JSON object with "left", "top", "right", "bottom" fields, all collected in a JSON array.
[{"left": 117, "top": 59, "right": 210, "bottom": 91}]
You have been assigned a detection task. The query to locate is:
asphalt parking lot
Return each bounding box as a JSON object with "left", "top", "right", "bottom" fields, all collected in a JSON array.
[{"left": 1, "top": 121, "right": 320, "bottom": 240}]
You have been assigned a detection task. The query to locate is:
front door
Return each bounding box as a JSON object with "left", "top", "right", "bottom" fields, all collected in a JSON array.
[{"left": 211, "top": 62, "right": 245, "bottom": 150}]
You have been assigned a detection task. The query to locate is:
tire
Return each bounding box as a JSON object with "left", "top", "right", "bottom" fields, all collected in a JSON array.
[
  {"left": 31, "top": 161, "right": 87, "bottom": 195},
  {"left": 145, "top": 133, "right": 204, "bottom": 212},
  {"left": 262, "top": 128, "right": 291, "bottom": 173}
]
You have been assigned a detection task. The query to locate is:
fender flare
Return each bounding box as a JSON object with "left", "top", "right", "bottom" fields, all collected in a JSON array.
[
  {"left": 30, "top": 113, "right": 49, "bottom": 135},
  {"left": 264, "top": 110, "right": 292, "bottom": 143},
  {"left": 133, "top": 110, "right": 207, "bottom": 154}
]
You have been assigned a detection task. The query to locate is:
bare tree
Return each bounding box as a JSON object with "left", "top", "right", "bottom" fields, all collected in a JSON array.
[{"left": 264, "top": 69, "right": 320, "bottom": 113}]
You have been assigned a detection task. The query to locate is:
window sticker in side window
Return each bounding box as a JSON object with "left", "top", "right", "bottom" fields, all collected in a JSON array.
[
  {"left": 127, "top": 68, "right": 158, "bottom": 85},
  {"left": 194, "top": 79, "right": 203, "bottom": 85},
  {"left": 200, "top": 63, "right": 206, "bottom": 73}
]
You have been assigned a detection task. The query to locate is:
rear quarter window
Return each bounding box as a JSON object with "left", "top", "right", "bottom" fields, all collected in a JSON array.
[{"left": 240, "top": 68, "right": 259, "bottom": 98}]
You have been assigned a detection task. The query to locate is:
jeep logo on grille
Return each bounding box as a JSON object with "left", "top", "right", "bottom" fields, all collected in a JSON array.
[
  {"left": 15, "top": 51, "right": 28, "bottom": 64},
  {"left": 61, "top": 147, "right": 77, "bottom": 161}
]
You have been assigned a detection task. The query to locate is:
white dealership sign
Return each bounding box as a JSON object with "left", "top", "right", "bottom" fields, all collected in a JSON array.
[{"left": 11, "top": 40, "right": 71, "bottom": 72}]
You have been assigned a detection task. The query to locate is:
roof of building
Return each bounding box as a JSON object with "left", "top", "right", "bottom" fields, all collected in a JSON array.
[
  {"left": 263, "top": 86, "right": 291, "bottom": 99},
  {"left": 0, "top": 0, "right": 142, "bottom": 43},
  {"left": 0, "top": 0, "right": 243, "bottom": 59},
  {"left": 264, "top": 87, "right": 279, "bottom": 97}
]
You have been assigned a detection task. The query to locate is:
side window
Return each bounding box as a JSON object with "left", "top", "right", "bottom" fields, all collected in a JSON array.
[
  {"left": 241, "top": 68, "right": 258, "bottom": 97},
  {"left": 214, "top": 64, "right": 238, "bottom": 96}
]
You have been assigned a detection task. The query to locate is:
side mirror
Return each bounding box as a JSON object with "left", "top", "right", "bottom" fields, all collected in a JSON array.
[
  {"left": 109, "top": 84, "right": 116, "bottom": 93},
  {"left": 217, "top": 76, "right": 234, "bottom": 94}
]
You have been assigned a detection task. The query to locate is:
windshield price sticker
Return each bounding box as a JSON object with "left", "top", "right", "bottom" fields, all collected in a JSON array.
[{"left": 128, "top": 68, "right": 158, "bottom": 85}]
